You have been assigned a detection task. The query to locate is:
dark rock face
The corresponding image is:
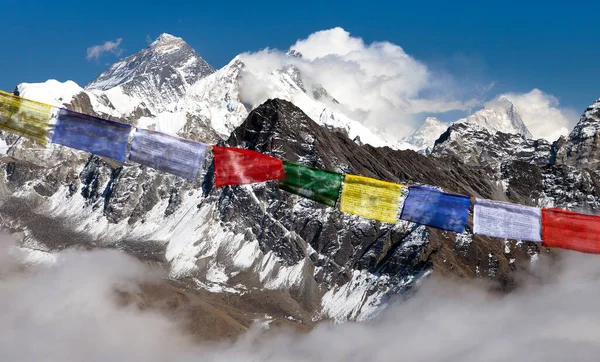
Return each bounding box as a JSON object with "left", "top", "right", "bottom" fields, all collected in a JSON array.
[
  {"left": 554, "top": 99, "right": 600, "bottom": 169},
  {"left": 221, "top": 99, "right": 535, "bottom": 295},
  {"left": 1, "top": 97, "right": 600, "bottom": 322}
]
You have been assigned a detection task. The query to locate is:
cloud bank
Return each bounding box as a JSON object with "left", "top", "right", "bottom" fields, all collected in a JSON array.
[
  {"left": 237, "top": 28, "right": 582, "bottom": 142},
  {"left": 502, "top": 89, "right": 578, "bottom": 141},
  {"left": 238, "top": 27, "right": 481, "bottom": 139},
  {"left": 3, "top": 230, "right": 600, "bottom": 361},
  {"left": 87, "top": 38, "right": 124, "bottom": 61}
]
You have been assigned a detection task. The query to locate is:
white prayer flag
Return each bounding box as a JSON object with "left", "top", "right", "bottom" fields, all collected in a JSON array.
[
  {"left": 129, "top": 129, "right": 208, "bottom": 180},
  {"left": 473, "top": 199, "right": 542, "bottom": 242}
]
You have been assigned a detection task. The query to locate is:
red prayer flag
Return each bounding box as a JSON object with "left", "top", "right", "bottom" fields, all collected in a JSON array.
[
  {"left": 542, "top": 208, "right": 600, "bottom": 254},
  {"left": 213, "top": 146, "right": 285, "bottom": 187}
]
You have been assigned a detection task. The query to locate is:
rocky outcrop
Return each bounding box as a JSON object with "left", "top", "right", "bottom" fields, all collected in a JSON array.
[
  {"left": 432, "top": 99, "right": 600, "bottom": 213},
  {"left": 554, "top": 99, "right": 600, "bottom": 169},
  {"left": 431, "top": 123, "right": 551, "bottom": 173}
]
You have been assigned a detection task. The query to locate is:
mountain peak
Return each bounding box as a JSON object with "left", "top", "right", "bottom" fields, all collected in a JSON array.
[
  {"left": 486, "top": 96, "right": 516, "bottom": 114},
  {"left": 554, "top": 97, "right": 600, "bottom": 169},
  {"left": 85, "top": 34, "right": 215, "bottom": 113},
  {"left": 423, "top": 117, "right": 444, "bottom": 127},
  {"left": 585, "top": 98, "right": 600, "bottom": 116},
  {"left": 457, "top": 96, "right": 533, "bottom": 139},
  {"left": 149, "top": 33, "right": 186, "bottom": 53},
  {"left": 154, "top": 33, "right": 181, "bottom": 43},
  {"left": 403, "top": 117, "right": 450, "bottom": 153}
]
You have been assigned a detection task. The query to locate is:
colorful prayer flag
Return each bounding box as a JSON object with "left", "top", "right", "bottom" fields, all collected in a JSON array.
[
  {"left": 400, "top": 185, "right": 470, "bottom": 233},
  {"left": 129, "top": 128, "right": 208, "bottom": 180},
  {"left": 339, "top": 174, "right": 402, "bottom": 223},
  {"left": 542, "top": 208, "right": 600, "bottom": 254},
  {"left": 213, "top": 146, "right": 285, "bottom": 187},
  {"left": 0, "top": 91, "right": 52, "bottom": 145},
  {"left": 51, "top": 109, "right": 131, "bottom": 163},
  {"left": 278, "top": 161, "right": 343, "bottom": 207},
  {"left": 474, "top": 199, "right": 542, "bottom": 241}
]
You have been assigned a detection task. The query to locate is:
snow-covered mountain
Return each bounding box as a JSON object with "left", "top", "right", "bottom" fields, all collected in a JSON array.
[
  {"left": 16, "top": 34, "right": 535, "bottom": 154},
  {"left": 170, "top": 56, "right": 391, "bottom": 146},
  {"left": 4, "top": 33, "right": 600, "bottom": 332},
  {"left": 18, "top": 34, "right": 217, "bottom": 131},
  {"left": 430, "top": 122, "right": 552, "bottom": 172},
  {"left": 86, "top": 33, "right": 215, "bottom": 115},
  {"left": 16, "top": 34, "right": 393, "bottom": 149},
  {"left": 399, "top": 97, "right": 534, "bottom": 153},
  {"left": 16, "top": 79, "right": 84, "bottom": 108},
  {"left": 456, "top": 96, "right": 533, "bottom": 139},
  {"left": 403, "top": 117, "right": 450, "bottom": 154},
  {"left": 553, "top": 99, "right": 600, "bottom": 169}
]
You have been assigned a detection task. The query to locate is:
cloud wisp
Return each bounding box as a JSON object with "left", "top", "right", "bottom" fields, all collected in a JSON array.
[{"left": 86, "top": 38, "right": 124, "bottom": 61}]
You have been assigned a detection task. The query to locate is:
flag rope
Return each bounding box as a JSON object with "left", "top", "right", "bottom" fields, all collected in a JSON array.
[{"left": 1, "top": 91, "right": 597, "bottom": 255}]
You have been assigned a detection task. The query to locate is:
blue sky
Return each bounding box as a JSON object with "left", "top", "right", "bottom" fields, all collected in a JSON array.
[{"left": 1, "top": 0, "right": 598, "bottom": 129}]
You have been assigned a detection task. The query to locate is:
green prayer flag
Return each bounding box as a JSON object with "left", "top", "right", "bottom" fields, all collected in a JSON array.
[{"left": 278, "top": 161, "right": 343, "bottom": 207}]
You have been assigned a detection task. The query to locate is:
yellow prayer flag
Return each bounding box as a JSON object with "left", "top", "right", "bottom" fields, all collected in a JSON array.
[
  {"left": 0, "top": 91, "right": 52, "bottom": 145},
  {"left": 339, "top": 174, "right": 402, "bottom": 223}
]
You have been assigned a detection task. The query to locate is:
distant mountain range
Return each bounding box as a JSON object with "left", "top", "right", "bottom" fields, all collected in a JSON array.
[{"left": 17, "top": 33, "right": 542, "bottom": 154}]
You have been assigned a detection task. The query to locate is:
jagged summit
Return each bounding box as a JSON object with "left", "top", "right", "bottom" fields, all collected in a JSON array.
[
  {"left": 153, "top": 33, "right": 181, "bottom": 43},
  {"left": 456, "top": 97, "right": 533, "bottom": 139},
  {"left": 431, "top": 97, "right": 600, "bottom": 182},
  {"left": 402, "top": 97, "right": 535, "bottom": 153},
  {"left": 553, "top": 98, "right": 600, "bottom": 169}
]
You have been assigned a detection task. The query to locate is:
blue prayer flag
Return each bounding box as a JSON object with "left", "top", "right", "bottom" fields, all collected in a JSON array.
[
  {"left": 51, "top": 109, "right": 131, "bottom": 163},
  {"left": 129, "top": 128, "right": 208, "bottom": 180},
  {"left": 400, "top": 185, "right": 471, "bottom": 233}
]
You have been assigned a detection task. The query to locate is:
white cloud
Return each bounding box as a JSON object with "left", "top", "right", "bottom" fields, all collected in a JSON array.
[
  {"left": 86, "top": 38, "right": 124, "bottom": 61},
  {"left": 291, "top": 27, "right": 365, "bottom": 59},
  {"left": 4, "top": 229, "right": 600, "bottom": 361},
  {"left": 0, "top": 236, "right": 202, "bottom": 362},
  {"left": 502, "top": 89, "right": 578, "bottom": 141},
  {"left": 238, "top": 27, "right": 481, "bottom": 139}
]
